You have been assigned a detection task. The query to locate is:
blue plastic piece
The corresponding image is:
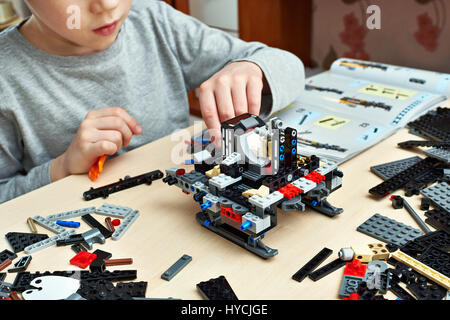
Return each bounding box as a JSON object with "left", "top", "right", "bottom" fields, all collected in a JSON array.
[
  {"left": 203, "top": 220, "right": 211, "bottom": 227},
  {"left": 56, "top": 220, "right": 80, "bottom": 228},
  {"left": 240, "top": 221, "right": 252, "bottom": 231},
  {"left": 311, "top": 200, "right": 318, "bottom": 207},
  {"left": 280, "top": 145, "right": 285, "bottom": 152},
  {"left": 185, "top": 159, "right": 195, "bottom": 165},
  {"left": 291, "top": 148, "right": 297, "bottom": 154},
  {"left": 292, "top": 140, "right": 297, "bottom": 146},
  {"left": 195, "top": 138, "right": 210, "bottom": 145},
  {"left": 200, "top": 201, "right": 212, "bottom": 210},
  {"left": 280, "top": 154, "right": 285, "bottom": 161}
]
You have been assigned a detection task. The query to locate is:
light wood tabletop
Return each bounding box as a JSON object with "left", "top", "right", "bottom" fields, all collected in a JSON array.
[{"left": 0, "top": 125, "right": 430, "bottom": 300}]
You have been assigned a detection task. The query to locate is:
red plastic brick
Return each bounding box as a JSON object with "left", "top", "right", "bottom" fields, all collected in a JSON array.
[
  {"left": 278, "top": 184, "right": 303, "bottom": 199},
  {"left": 305, "top": 171, "right": 326, "bottom": 183},
  {"left": 344, "top": 259, "right": 367, "bottom": 278},
  {"left": 111, "top": 219, "right": 121, "bottom": 227},
  {"left": 70, "top": 251, "right": 97, "bottom": 269}
]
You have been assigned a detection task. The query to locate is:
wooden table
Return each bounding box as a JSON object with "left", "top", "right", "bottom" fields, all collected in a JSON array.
[{"left": 0, "top": 125, "right": 429, "bottom": 300}]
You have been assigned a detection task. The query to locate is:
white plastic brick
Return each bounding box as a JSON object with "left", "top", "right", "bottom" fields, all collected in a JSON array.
[
  {"left": 46, "top": 207, "right": 96, "bottom": 221},
  {"left": 222, "top": 152, "right": 242, "bottom": 166},
  {"left": 242, "top": 213, "right": 271, "bottom": 233},
  {"left": 33, "top": 216, "right": 66, "bottom": 234},
  {"left": 291, "top": 177, "right": 317, "bottom": 193},
  {"left": 192, "top": 181, "right": 210, "bottom": 194},
  {"left": 248, "top": 191, "right": 284, "bottom": 209},
  {"left": 95, "top": 204, "right": 132, "bottom": 218},
  {"left": 24, "top": 230, "right": 76, "bottom": 254},
  {"left": 315, "top": 160, "right": 338, "bottom": 176},
  {"left": 203, "top": 193, "right": 220, "bottom": 212},
  {"left": 111, "top": 210, "right": 140, "bottom": 241},
  {"left": 208, "top": 174, "right": 242, "bottom": 190},
  {"left": 193, "top": 149, "right": 212, "bottom": 163}
]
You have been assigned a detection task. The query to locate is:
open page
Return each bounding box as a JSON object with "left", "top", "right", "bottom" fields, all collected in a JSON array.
[{"left": 330, "top": 58, "right": 450, "bottom": 98}]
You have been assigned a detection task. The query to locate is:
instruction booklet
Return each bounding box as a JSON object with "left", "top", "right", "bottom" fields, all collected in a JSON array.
[{"left": 273, "top": 58, "right": 449, "bottom": 163}]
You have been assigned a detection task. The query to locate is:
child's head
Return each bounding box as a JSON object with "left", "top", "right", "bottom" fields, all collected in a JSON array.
[{"left": 24, "top": 0, "right": 133, "bottom": 54}]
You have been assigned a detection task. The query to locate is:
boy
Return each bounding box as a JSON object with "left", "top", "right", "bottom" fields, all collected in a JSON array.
[{"left": 0, "top": 0, "right": 305, "bottom": 204}]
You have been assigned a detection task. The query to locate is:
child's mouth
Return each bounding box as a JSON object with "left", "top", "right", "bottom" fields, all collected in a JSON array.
[{"left": 93, "top": 20, "right": 118, "bottom": 36}]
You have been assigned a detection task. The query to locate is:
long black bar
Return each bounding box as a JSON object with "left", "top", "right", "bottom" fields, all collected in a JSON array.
[{"left": 83, "top": 170, "right": 164, "bottom": 201}]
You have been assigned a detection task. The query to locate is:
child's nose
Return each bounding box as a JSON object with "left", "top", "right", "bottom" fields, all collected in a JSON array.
[{"left": 90, "top": 0, "right": 120, "bottom": 14}]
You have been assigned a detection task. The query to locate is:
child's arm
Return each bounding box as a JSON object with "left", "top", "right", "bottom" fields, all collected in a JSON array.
[
  {"left": 0, "top": 107, "right": 141, "bottom": 204},
  {"left": 153, "top": 1, "right": 305, "bottom": 132}
]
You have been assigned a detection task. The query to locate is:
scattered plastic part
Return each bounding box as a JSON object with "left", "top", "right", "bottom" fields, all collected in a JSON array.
[
  {"left": 407, "top": 107, "right": 450, "bottom": 141},
  {"left": 424, "top": 209, "right": 450, "bottom": 233},
  {"left": 390, "top": 195, "right": 432, "bottom": 233},
  {"left": 0, "top": 249, "right": 17, "bottom": 264},
  {"left": 389, "top": 281, "right": 415, "bottom": 300},
  {"left": 81, "top": 214, "right": 112, "bottom": 239},
  {"left": 0, "top": 259, "right": 12, "bottom": 272},
  {"left": 161, "top": 255, "right": 192, "bottom": 281},
  {"left": 83, "top": 170, "right": 164, "bottom": 201},
  {"left": 5, "top": 232, "right": 49, "bottom": 253},
  {"left": 338, "top": 248, "right": 354, "bottom": 261},
  {"left": 344, "top": 259, "right": 368, "bottom": 278},
  {"left": 104, "top": 258, "right": 133, "bottom": 267},
  {"left": 398, "top": 140, "right": 450, "bottom": 149},
  {"left": 89, "top": 249, "right": 112, "bottom": 273},
  {"left": 95, "top": 203, "right": 132, "bottom": 218},
  {"left": 76, "top": 280, "right": 147, "bottom": 300},
  {"left": 22, "top": 276, "right": 80, "bottom": 300},
  {"left": 111, "top": 219, "right": 121, "bottom": 227},
  {"left": 56, "top": 234, "right": 85, "bottom": 247},
  {"left": 391, "top": 250, "right": 450, "bottom": 290},
  {"left": 26, "top": 217, "right": 38, "bottom": 234},
  {"left": 369, "top": 157, "right": 440, "bottom": 198},
  {"left": 46, "top": 207, "right": 96, "bottom": 221},
  {"left": 89, "top": 155, "right": 107, "bottom": 182},
  {"left": 339, "top": 275, "right": 365, "bottom": 298},
  {"left": 196, "top": 276, "right": 238, "bottom": 300},
  {"left": 407, "top": 277, "right": 447, "bottom": 300},
  {"left": 420, "top": 197, "right": 431, "bottom": 211},
  {"left": 424, "top": 148, "right": 450, "bottom": 164},
  {"left": 56, "top": 220, "right": 81, "bottom": 228},
  {"left": 416, "top": 246, "right": 450, "bottom": 278},
  {"left": 70, "top": 251, "right": 98, "bottom": 269},
  {"left": 420, "top": 182, "right": 450, "bottom": 214},
  {"left": 292, "top": 248, "right": 333, "bottom": 283},
  {"left": 24, "top": 230, "right": 76, "bottom": 254},
  {"left": 71, "top": 243, "right": 89, "bottom": 254},
  {"left": 357, "top": 213, "right": 423, "bottom": 246},
  {"left": 32, "top": 215, "right": 66, "bottom": 234},
  {"left": 308, "top": 258, "right": 346, "bottom": 281},
  {"left": 8, "top": 256, "right": 32, "bottom": 273},
  {"left": 105, "top": 217, "right": 115, "bottom": 232},
  {"left": 111, "top": 210, "right": 140, "bottom": 241},
  {"left": 82, "top": 228, "right": 106, "bottom": 250}
]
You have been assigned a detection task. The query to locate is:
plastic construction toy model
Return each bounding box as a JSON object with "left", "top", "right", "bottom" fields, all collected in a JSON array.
[{"left": 163, "top": 113, "right": 344, "bottom": 259}]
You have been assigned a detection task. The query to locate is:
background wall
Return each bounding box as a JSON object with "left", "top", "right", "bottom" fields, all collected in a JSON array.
[{"left": 312, "top": 0, "right": 450, "bottom": 73}]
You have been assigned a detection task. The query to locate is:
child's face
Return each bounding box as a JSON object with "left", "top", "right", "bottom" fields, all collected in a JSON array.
[{"left": 26, "top": 0, "right": 133, "bottom": 52}]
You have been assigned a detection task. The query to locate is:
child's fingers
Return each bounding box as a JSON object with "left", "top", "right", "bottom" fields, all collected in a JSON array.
[
  {"left": 89, "top": 117, "right": 133, "bottom": 147},
  {"left": 86, "top": 107, "right": 142, "bottom": 135},
  {"left": 231, "top": 80, "right": 248, "bottom": 116},
  {"left": 199, "top": 87, "right": 221, "bottom": 141},
  {"left": 90, "top": 140, "right": 118, "bottom": 157},
  {"left": 214, "top": 85, "right": 235, "bottom": 122},
  {"left": 93, "top": 130, "right": 124, "bottom": 151},
  {"left": 246, "top": 77, "right": 263, "bottom": 116}
]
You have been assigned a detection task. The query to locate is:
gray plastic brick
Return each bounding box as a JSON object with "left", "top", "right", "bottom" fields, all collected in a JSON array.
[
  {"left": 111, "top": 210, "right": 140, "bottom": 241},
  {"left": 315, "top": 159, "right": 338, "bottom": 176},
  {"left": 291, "top": 177, "right": 317, "bottom": 193},
  {"left": 33, "top": 215, "right": 66, "bottom": 234},
  {"left": 420, "top": 182, "right": 450, "bottom": 213},
  {"left": 370, "top": 156, "right": 423, "bottom": 180},
  {"left": 46, "top": 207, "right": 96, "bottom": 221},
  {"left": 339, "top": 275, "right": 364, "bottom": 298},
  {"left": 24, "top": 230, "right": 76, "bottom": 254},
  {"left": 357, "top": 213, "right": 423, "bottom": 246},
  {"left": 161, "top": 254, "right": 192, "bottom": 281},
  {"left": 95, "top": 204, "right": 132, "bottom": 218},
  {"left": 424, "top": 148, "right": 450, "bottom": 164}
]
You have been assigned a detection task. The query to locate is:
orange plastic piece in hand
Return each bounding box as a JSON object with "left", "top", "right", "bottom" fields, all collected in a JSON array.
[{"left": 89, "top": 155, "right": 107, "bottom": 181}]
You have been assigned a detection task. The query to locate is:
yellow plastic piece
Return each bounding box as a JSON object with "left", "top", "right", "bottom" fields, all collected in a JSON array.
[
  {"left": 391, "top": 250, "right": 450, "bottom": 290},
  {"left": 242, "top": 185, "right": 270, "bottom": 199},
  {"left": 368, "top": 243, "right": 389, "bottom": 261},
  {"left": 351, "top": 245, "right": 373, "bottom": 263},
  {"left": 206, "top": 165, "right": 221, "bottom": 178}
]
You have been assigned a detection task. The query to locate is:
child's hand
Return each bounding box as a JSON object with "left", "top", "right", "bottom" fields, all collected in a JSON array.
[
  {"left": 50, "top": 107, "right": 142, "bottom": 181},
  {"left": 198, "top": 61, "right": 265, "bottom": 139}
]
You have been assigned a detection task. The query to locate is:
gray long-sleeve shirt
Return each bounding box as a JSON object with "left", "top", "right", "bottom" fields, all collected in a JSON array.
[{"left": 0, "top": 0, "right": 305, "bottom": 204}]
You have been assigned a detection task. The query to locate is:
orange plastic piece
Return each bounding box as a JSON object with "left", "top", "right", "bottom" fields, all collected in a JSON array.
[{"left": 89, "top": 155, "right": 107, "bottom": 181}]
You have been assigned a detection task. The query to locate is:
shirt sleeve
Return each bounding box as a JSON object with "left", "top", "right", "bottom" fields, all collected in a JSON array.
[
  {"left": 154, "top": 1, "right": 305, "bottom": 117},
  {"left": 0, "top": 110, "right": 52, "bottom": 204}
]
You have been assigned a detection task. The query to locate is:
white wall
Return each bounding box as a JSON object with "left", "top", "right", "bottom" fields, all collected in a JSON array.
[{"left": 189, "top": 0, "right": 238, "bottom": 36}]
